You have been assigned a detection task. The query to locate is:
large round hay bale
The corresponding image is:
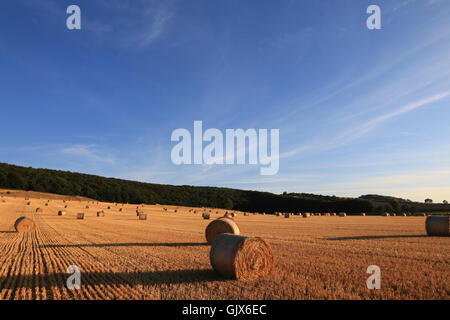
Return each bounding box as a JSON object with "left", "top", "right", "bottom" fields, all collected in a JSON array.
[
  {"left": 223, "top": 212, "right": 233, "bottom": 218},
  {"left": 425, "top": 216, "right": 449, "bottom": 236},
  {"left": 382, "top": 212, "right": 390, "bottom": 217},
  {"left": 361, "top": 213, "right": 366, "bottom": 216},
  {"left": 284, "top": 213, "right": 290, "bottom": 218},
  {"left": 243, "top": 212, "right": 249, "bottom": 216},
  {"left": 331, "top": 213, "right": 336, "bottom": 216},
  {"left": 302, "top": 212, "right": 310, "bottom": 218},
  {"left": 26, "top": 201, "right": 31, "bottom": 206},
  {"left": 402, "top": 213, "right": 407, "bottom": 216},
  {"left": 210, "top": 234, "right": 274, "bottom": 281},
  {"left": 85, "top": 205, "right": 89, "bottom": 209},
  {"left": 107, "top": 206, "right": 111, "bottom": 209},
  {"left": 203, "top": 213, "right": 211, "bottom": 220},
  {"left": 35, "top": 208, "right": 43, "bottom": 213},
  {"left": 77, "top": 212, "right": 85, "bottom": 220},
  {"left": 64, "top": 205, "right": 68, "bottom": 208},
  {"left": 205, "top": 217, "right": 240, "bottom": 244},
  {"left": 14, "top": 217, "right": 36, "bottom": 232},
  {"left": 97, "top": 210, "right": 105, "bottom": 217},
  {"left": 58, "top": 210, "right": 66, "bottom": 216},
  {"left": 139, "top": 213, "right": 147, "bottom": 220},
  {"left": 338, "top": 212, "right": 347, "bottom": 217},
  {"left": 324, "top": 213, "right": 330, "bottom": 216},
  {"left": 119, "top": 208, "right": 123, "bottom": 212},
  {"left": 136, "top": 209, "right": 143, "bottom": 216}
]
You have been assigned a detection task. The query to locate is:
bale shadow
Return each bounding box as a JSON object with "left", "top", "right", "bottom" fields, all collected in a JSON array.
[
  {"left": 327, "top": 235, "right": 428, "bottom": 241},
  {"left": 40, "top": 242, "right": 208, "bottom": 248},
  {"left": 0, "top": 231, "right": 16, "bottom": 234},
  {"left": 0, "top": 269, "right": 223, "bottom": 290}
]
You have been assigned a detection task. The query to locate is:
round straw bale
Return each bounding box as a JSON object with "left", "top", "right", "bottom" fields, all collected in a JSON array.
[
  {"left": 119, "top": 208, "right": 123, "bottom": 212},
  {"left": 26, "top": 201, "right": 31, "bottom": 205},
  {"left": 97, "top": 210, "right": 105, "bottom": 217},
  {"left": 224, "top": 212, "right": 234, "bottom": 218},
  {"left": 324, "top": 213, "right": 330, "bottom": 216},
  {"left": 136, "top": 209, "right": 143, "bottom": 216},
  {"left": 107, "top": 206, "right": 111, "bottom": 209},
  {"left": 64, "top": 205, "right": 68, "bottom": 208},
  {"left": 244, "top": 212, "right": 249, "bottom": 216},
  {"left": 77, "top": 212, "right": 85, "bottom": 220},
  {"left": 331, "top": 213, "right": 336, "bottom": 216},
  {"left": 139, "top": 213, "right": 147, "bottom": 220},
  {"left": 382, "top": 212, "right": 390, "bottom": 217},
  {"left": 402, "top": 213, "right": 407, "bottom": 216},
  {"left": 284, "top": 213, "right": 290, "bottom": 218},
  {"left": 58, "top": 210, "right": 66, "bottom": 216},
  {"left": 425, "top": 216, "right": 449, "bottom": 236},
  {"left": 14, "top": 217, "right": 36, "bottom": 232},
  {"left": 205, "top": 217, "right": 240, "bottom": 244},
  {"left": 45, "top": 203, "right": 49, "bottom": 206},
  {"left": 35, "top": 208, "right": 43, "bottom": 213},
  {"left": 276, "top": 212, "right": 281, "bottom": 217},
  {"left": 85, "top": 205, "right": 89, "bottom": 209},
  {"left": 210, "top": 234, "right": 274, "bottom": 281},
  {"left": 361, "top": 213, "right": 366, "bottom": 216},
  {"left": 203, "top": 213, "right": 211, "bottom": 220},
  {"left": 338, "top": 212, "right": 347, "bottom": 217},
  {"left": 302, "top": 212, "right": 310, "bottom": 218}
]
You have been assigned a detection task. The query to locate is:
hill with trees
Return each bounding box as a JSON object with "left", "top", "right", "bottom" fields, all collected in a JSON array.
[{"left": 0, "top": 162, "right": 374, "bottom": 214}]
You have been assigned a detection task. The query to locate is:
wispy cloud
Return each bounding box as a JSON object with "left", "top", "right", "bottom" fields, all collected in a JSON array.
[
  {"left": 139, "top": 5, "right": 174, "bottom": 47},
  {"left": 61, "top": 144, "right": 115, "bottom": 164}
]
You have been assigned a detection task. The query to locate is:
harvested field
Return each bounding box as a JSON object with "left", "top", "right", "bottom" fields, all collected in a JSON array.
[{"left": 0, "top": 193, "right": 448, "bottom": 300}]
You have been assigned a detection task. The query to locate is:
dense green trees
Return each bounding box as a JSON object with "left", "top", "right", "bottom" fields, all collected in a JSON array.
[{"left": 0, "top": 162, "right": 374, "bottom": 214}]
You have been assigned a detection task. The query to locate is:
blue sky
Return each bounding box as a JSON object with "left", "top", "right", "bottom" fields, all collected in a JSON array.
[{"left": 1, "top": 0, "right": 450, "bottom": 202}]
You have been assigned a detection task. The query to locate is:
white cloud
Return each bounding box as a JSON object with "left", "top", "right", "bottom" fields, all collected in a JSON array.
[{"left": 61, "top": 144, "right": 115, "bottom": 164}]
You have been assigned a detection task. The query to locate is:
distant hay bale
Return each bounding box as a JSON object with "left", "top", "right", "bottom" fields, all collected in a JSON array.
[
  {"left": 174, "top": 209, "right": 178, "bottom": 213},
  {"left": 317, "top": 213, "right": 322, "bottom": 216},
  {"left": 302, "top": 212, "right": 310, "bottom": 218},
  {"left": 331, "top": 213, "right": 336, "bottom": 216},
  {"left": 85, "top": 205, "right": 89, "bottom": 209},
  {"left": 119, "top": 208, "right": 123, "bottom": 212},
  {"left": 14, "top": 217, "right": 36, "bottom": 232},
  {"left": 294, "top": 212, "right": 300, "bottom": 216},
  {"left": 57, "top": 210, "right": 66, "bottom": 216},
  {"left": 136, "top": 209, "right": 143, "bottom": 216},
  {"left": 35, "top": 208, "right": 43, "bottom": 213},
  {"left": 276, "top": 212, "right": 281, "bottom": 217},
  {"left": 325, "top": 213, "right": 330, "bottom": 216},
  {"left": 393, "top": 213, "right": 396, "bottom": 216},
  {"left": 97, "top": 210, "right": 105, "bottom": 217},
  {"left": 203, "top": 213, "right": 211, "bottom": 220},
  {"left": 244, "top": 212, "right": 249, "bottom": 216},
  {"left": 139, "top": 213, "right": 147, "bottom": 220},
  {"left": 64, "top": 205, "right": 68, "bottom": 208},
  {"left": 163, "top": 208, "right": 167, "bottom": 211},
  {"left": 26, "top": 201, "right": 31, "bottom": 205},
  {"left": 361, "top": 213, "right": 366, "bottom": 216},
  {"left": 210, "top": 234, "right": 274, "bottom": 281},
  {"left": 338, "top": 212, "right": 347, "bottom": 217},
  {"left": 284, "top": 213, "right": 290, "bottom": 218},
  {"left": 205, "top": 217, "right": 240, "bottom": 244},
  {"left": 224, "top": 212, "right": 234, "bottom": 218},
  {"left": 402, "top": 213, "right": 407, "bottom": 216},
  {"left": 107, "top": 206, "right": 111, "bottom": 209},
  {"left": 45, "top": 203, "right": 49, "bottom": 206},
  {"left": 425, "top": 216, "right": 449, "bottom": 236},
  {"left": 382, "top": 212, "right": 390, "bottom": 217},
  {"left": 77, "top": 213, "right": 85, "bottom": 220}
]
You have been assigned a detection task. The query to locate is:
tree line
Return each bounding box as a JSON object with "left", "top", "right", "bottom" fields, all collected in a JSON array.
[{"left": 0, "top": 162, "right": 374, "bottom": 214}]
